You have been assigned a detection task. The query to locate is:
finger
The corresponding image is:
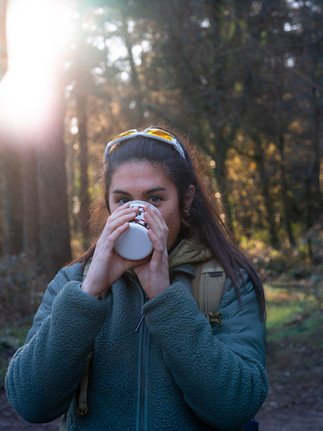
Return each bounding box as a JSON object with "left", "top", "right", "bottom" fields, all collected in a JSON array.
[
  {"left": 144, "top": 204, "right": 163, "bottom": 221},
  {"left": 104, "top": 208, "right": 137, "bottom": 234},
  {"left": 129, "top": 255, "right": 151, "bottom": 269},
  {"left": 144, "top": 205, "right": 167, "bottom": 235},
  {"left": 95, "top": 221, "right": 129, "bottom": 254},
  {"left": 96, "top": 215, "right": 133, "bottom": 253},
  {"left": 109, "top": 203, "right": 138, "bottom": 220},
  {"left": 147, "top": 228, "right": 168, "bottom": 262},
  {"left": 109, "top": 221, "right": 130, "bottom": 240},
  {"left": 146, "top": 208, "right": 168, "bottom": 244}
]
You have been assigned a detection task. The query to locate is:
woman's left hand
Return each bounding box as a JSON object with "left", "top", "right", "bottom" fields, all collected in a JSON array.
[{"left": 132, "top": 205, "right": 170, "bottom": 299}]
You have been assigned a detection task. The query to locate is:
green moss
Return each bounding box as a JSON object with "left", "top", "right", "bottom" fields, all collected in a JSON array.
[{"left": 265, "top": 285, "right": 323, "bottom": 347}]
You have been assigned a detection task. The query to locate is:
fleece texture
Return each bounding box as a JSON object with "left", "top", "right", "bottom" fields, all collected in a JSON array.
[{"left": 5, "top": 240, "right": 268, "bottom": 431}]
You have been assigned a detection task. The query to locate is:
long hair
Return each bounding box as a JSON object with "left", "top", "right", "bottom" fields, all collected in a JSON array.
[{"left": 74, "top": 126, "right": 266, "bottom": 318}]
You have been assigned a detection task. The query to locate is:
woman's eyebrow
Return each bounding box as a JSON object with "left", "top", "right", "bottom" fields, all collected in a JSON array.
[
  {"left": 112, "top": 189, "right": 131, "bottom": 195},
  {"left": 112, "top": 187, "right": 166, "bottom": 196},
  {"left": 143, "top": 187, "right": 167, "bottom": 195}
]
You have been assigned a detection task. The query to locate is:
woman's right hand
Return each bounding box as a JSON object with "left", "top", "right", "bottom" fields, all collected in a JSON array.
[{"left": 81, "top": 204, "right": 143, "bottom": 298}]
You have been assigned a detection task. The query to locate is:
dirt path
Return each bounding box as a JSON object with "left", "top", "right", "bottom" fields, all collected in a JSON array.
[
  {"left": 256, "top": 337, "right": 323, "bottom": 430},
  {"left": 257, "top": 379, "right": 323, "bottom": 430}
]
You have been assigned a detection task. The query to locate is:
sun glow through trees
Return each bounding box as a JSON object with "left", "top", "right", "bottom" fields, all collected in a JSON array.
[{"left": 0, "top": 0, "right": 70, "bottom": 133}]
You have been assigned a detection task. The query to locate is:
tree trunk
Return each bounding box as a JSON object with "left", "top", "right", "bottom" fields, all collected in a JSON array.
[
  {"left": 0, "top": 0, "right": 8, "bottom": 256},
  {"left": 0, "top": 138, "right": 23, "bottom": 255},
  {"left": 121, "top": 18, "right": 145, "bottom": 124},
  {"left": 0, "top": 164, "right": 4, "bottom": 256},
  {"left": 197, "top": 121, "right": 235, "bottom": 238},
  {"left": 304, "top": 86, "right": 322, "bottom": 262},
  {"left": 66, "top": 133, "right": 79, "bottom": 236},
  {"left": 213, "top": 150, "right": 235, "bottom": 237},
  {"left": 210, "top": 127, "right": 235, "bottom": 238},
  {"left": 310, "top": 86, "right": 322, "bottom": 221},
  {"left": 76, "top": 89, "right": 91, "bottom": 246},
  {"left": 305, "top": 170, "right": 313, "bottom": 260},
  {"left": 278, "top": 131, "right": 295, "bottom": 247},
  {"left": 21, "top": 143, "right": 40, "bottom": 257},
  {"left": 36, "top": 94, "right": 71, "bottom": 278},
  {"left": 254, "top": 136, "right": 280, "bottom": 249}
]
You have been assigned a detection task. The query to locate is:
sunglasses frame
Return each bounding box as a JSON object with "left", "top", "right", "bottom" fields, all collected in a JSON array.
[{"left": 104, "top": 128, "right": 186, "bottom": 161}]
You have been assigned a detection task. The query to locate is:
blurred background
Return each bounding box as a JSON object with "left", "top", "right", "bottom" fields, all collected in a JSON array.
[{"left": 0, "top": 1, "right": 322, "bottom": 429}]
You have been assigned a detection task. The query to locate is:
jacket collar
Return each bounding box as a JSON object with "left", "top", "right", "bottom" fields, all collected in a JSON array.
[
  {"left": 125, "top": 237, "right": 213, "bottom": 280},
  {"left": 168, "top": 237, "right": 213, "bottom": 271}
]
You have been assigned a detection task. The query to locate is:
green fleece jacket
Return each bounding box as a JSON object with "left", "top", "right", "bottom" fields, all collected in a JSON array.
[{"left": 5, "top": 239, "right": 268, "bottom": 430}]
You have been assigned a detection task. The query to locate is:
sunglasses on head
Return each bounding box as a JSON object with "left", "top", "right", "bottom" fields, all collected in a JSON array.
[{"left": 104, "top": 127, "right": 186, "bottom": 161}]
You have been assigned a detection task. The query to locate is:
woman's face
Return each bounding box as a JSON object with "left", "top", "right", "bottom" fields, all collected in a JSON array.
[{"left": 108, "top": 161, "right": 191, "bottom": 250}]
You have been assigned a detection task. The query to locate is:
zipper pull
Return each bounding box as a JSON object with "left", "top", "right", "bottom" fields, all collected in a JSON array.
[{"left": 134, "top": 314, "right": 145, "bottom": 333}]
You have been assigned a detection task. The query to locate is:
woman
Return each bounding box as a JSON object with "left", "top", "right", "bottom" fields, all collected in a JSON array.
[{"left": 6, "top": 126, "right": 268, "bottom": 430}]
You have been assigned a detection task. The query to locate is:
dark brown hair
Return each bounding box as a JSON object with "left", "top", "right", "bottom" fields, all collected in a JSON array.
[{"left": 75, "top": 126, "right": 266, "bottom": 318}]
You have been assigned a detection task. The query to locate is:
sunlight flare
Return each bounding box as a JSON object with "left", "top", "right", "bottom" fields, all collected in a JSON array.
[{"left": 0, "top": 0, "right": 70, "bottom": 133}]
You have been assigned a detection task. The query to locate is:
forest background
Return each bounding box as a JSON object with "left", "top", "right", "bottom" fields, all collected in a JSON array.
[{"left": 0, "top": 0, "right": 322, "bottom": 429}]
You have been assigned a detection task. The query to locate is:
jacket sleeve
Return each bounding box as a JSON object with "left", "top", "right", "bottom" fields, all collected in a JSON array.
[
  {"left": 5, "top": 266, "right": 109, "bottom": 424},
  {"left": 143, "top": 271, "right": 268, "bottom": 431},
  {"left": 25, "top": 264, "right": 83, "bottom": 343}
]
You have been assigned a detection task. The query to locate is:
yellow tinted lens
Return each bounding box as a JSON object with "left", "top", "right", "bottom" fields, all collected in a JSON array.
[
  {"left": 145, "top": 129, "right": 174, "bottom": 142},
  {"left": 112, "top": 129, "right": 137, "bottom": 142}
]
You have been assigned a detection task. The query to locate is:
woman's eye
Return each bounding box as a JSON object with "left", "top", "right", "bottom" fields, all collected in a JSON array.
[
  {"left": 116, "top": 197, "right": 129, "bottom": 205},
  {"left": 148, "top": 196, "right": 162, "bottom": 205}
]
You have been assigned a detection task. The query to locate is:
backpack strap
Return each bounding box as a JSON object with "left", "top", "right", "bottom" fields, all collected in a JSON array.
[
  {"left": 76, "top": 351, "right": 93, "bottom": 416},
  {"left": 82, "top": 261, "right": 91, "bottom": 281},
  {"left": 191, "top": 258, "right": 226, "bottom": 324}
]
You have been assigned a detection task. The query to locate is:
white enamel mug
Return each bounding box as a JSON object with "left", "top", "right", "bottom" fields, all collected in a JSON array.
[{"left": 114, "top": 201, "right": 160, "bottom": 260}]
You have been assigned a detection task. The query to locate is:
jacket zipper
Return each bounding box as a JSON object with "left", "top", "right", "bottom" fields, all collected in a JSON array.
[
  {"left": 135, "top": 288, "right": 149, "bottom": 431},
  {"left": 139, "top": 319, "right": 148, "bottom": 431}
]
